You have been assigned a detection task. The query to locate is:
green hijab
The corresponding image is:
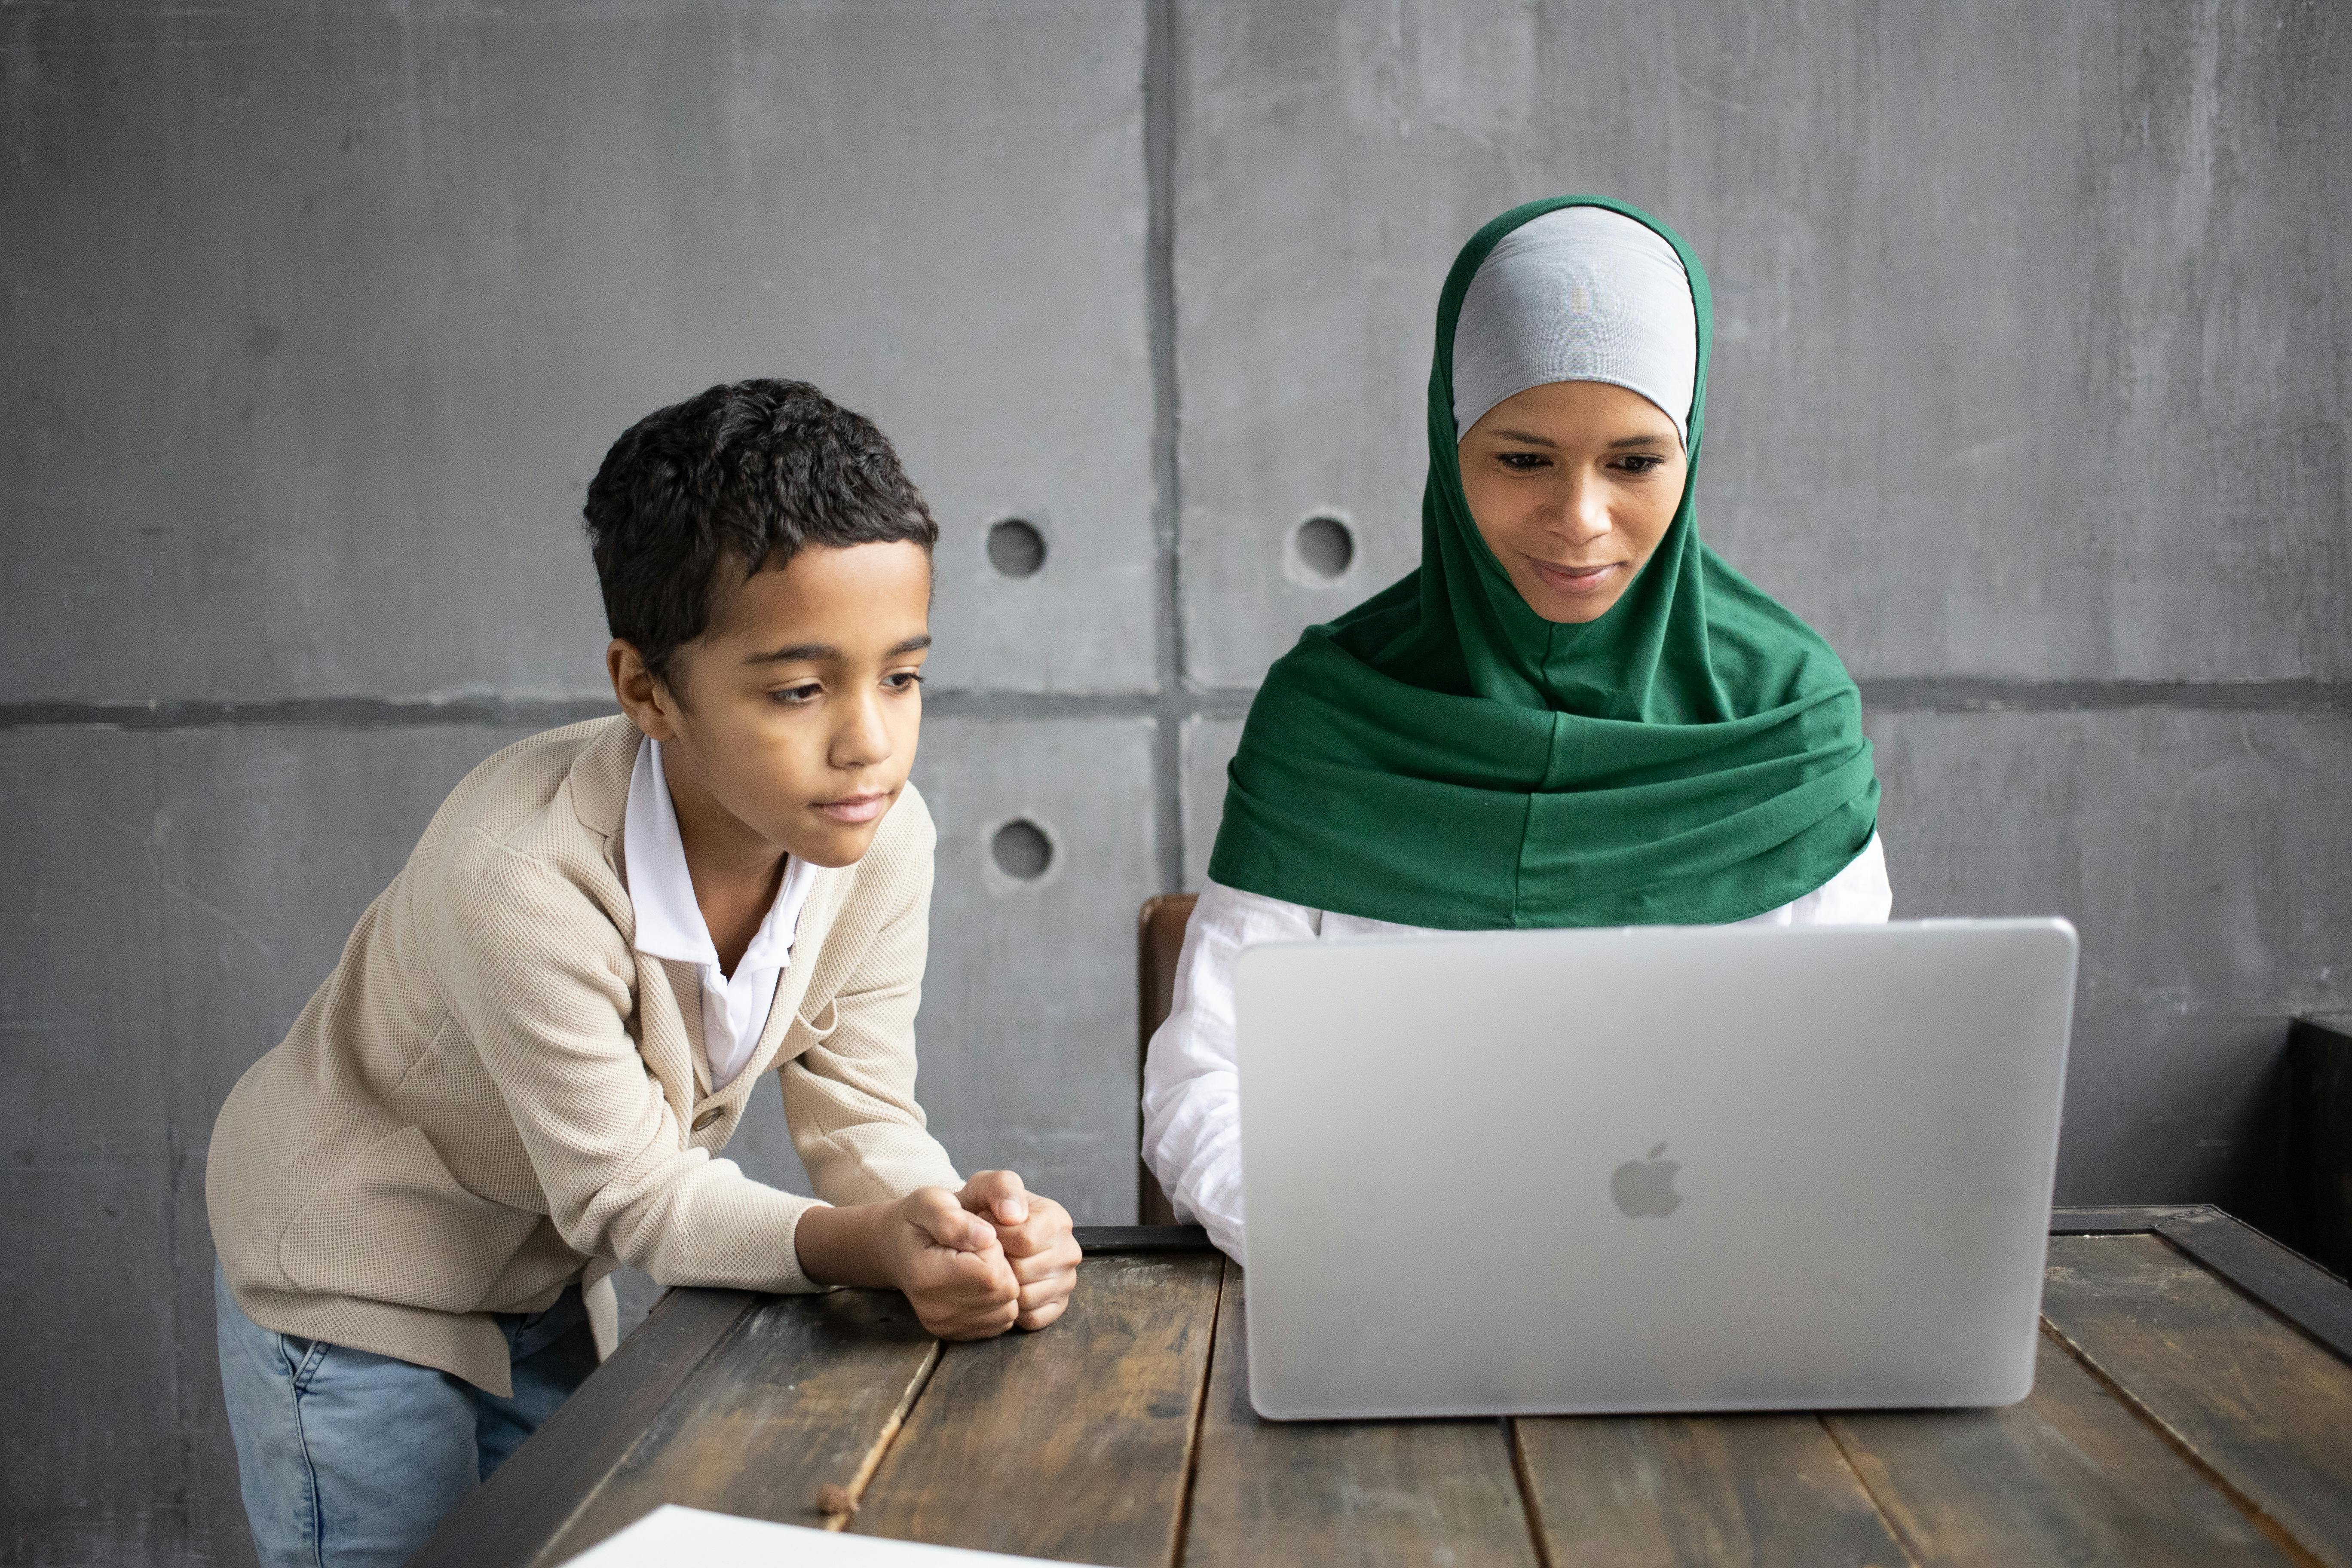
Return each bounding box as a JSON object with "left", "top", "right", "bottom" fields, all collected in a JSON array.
[{"left": 1205, "top": 196, "right": 1879, "bottom": 929}]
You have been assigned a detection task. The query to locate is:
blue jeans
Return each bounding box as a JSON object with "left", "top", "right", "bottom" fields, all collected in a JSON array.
[{"left": 214, "top": 1261, "right": 598, "bottom": 1568}]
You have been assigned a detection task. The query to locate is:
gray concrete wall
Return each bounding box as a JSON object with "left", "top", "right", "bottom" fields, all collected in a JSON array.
[{"left": 3, "top": 2, "right": 2346, "bottom": 1562}]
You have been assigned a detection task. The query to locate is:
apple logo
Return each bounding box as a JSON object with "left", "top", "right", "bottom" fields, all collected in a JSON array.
[{"left": 1611, "top": 1142, "right": 1682, "bottom": 1219}]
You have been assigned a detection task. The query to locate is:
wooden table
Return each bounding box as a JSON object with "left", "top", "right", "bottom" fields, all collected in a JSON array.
[{"left": 412, "top": 1207, "right": 2352, "bottom": 1568}]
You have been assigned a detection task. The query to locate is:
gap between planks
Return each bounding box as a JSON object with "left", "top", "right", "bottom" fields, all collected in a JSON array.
[
  {"left": 2037, "top": 1308, "right": 2328, "bottom": 1568},
  {"left": 1505, "top": 1416, "right": 1559, "bottom": 1568},
  {"left": 1161, "top": 1256, "right": 1231, "bottom": 1568},
  {"left": 1816, "top": 1414, "right": 1928, "bottom": 1568},
  {"left": 845, "top": 1252, "right": 1225, "bottom": 1562},
  {"left": 823, "top": 1340, "right": 945, "bottom": 1532}
]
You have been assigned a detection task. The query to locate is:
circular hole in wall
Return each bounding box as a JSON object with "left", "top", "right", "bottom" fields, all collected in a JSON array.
[
  {"left": 1291, "top": 514, "right": 1355, "bottom": 582},
  {"left": 990, "top": 818, "right": 1054, "bottom": 881},
  {"left": 986, "top": 518, "right": 1047, "bottom": 579}
]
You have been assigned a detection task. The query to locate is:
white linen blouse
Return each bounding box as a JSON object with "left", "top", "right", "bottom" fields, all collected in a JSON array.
[{"left": 1140, "top": 835, "right": 1894, "bottom": 1265}]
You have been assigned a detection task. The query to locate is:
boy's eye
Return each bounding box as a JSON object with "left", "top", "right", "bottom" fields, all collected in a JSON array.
[
  {"left": 771, "top": 683, "right": 823, "bottom": 706},
  {"left": 884, "top": 671, "right": 925, "bottom": 692}
]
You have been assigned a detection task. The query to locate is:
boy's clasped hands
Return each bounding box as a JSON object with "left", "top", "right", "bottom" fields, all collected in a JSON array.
[{"left": 797, "top": 1170, "right": 1080, "bottom": 1339}]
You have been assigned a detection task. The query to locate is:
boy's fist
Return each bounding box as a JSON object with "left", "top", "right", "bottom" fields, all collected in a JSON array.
[
  {"left": 957, "top": 1170, "right": 1080, "bottom": 1330},
  {"left": 793, "top": 1171, "right": 1080, "bottom": 1338},
  {"left": 883, "top": 1186, "right": 1020, "bottom": 1340}
]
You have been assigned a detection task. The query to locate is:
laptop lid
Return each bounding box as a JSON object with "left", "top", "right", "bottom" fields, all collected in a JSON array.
[{"left": 1235, "top": 919, "right": 2077, "bottom": 1419}]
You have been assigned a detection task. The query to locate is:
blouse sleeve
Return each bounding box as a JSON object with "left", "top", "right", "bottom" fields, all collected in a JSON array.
[{"left": 1140, "top": 880, "right": 1322, "bottom": 1265}]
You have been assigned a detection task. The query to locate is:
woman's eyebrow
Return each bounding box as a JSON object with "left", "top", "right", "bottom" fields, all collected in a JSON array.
[{"left": 1486, "top": 429, "right": 1672, "bottom": 450}]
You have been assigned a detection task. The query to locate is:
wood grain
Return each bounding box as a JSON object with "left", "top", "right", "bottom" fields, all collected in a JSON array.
[
  {"left": 1182, "top": 1262, "right": 1539, "bottom": 1568},
  {"left": 2041, "top": 1232, "right": 2352, "bottom": 1565},
  {"left": 407, "top": 1287, "right": 753, "bottom": 1568},
  {"left": 1516, "top": 1413, "right": 1910, "bottom": 1567},
  {"left": 1829, "top": 1326, "right": 2290, "bottom": 1565},
  {"left": 850, "top": 1250, "right": 1222, "bottom": 1566},
  {"left": 2151, "top": 1207, "right": 2352, "bottom": 1363},
  {"left": 529, "top": 1286, "right": 940, "bottom": 1565}
]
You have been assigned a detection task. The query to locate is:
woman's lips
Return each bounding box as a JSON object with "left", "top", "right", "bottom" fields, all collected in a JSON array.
[
  {"left": 814, "top": 791, "right": 890, "bottom": 825},
  {"left": 1528, "top": 557, "right": 1622, "bottom": 595}
]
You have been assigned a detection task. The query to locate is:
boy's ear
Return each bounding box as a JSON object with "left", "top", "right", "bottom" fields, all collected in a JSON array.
[{"left": 607, "top": 640, "right": 683, "bottom": 742}]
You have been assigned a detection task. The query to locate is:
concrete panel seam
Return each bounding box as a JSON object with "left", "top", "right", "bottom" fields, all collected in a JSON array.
[
  {"left": 0, "top": 691, "right": 1264, "bottom": 731},
  {"left": 0, "top": 697, "right": 625, "bottom": 731},
  {"left": 1145, "top": 0, "right": 1185, "bottom": 894},
  {"left": 1854, "top": 679, "right": 2352, "bottom": 714},
  {"left": 8, "top": 681, "right": 2349, "bottom": 732}
]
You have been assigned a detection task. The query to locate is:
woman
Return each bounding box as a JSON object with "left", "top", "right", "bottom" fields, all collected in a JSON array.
[{"left": 1144, "top": 197, "right": 1889, "bottom": 1264}]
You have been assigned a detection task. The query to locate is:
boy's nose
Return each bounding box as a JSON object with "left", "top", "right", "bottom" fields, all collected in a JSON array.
[{"left": 831, "top": 692, "right": 894, "bottom": 769}]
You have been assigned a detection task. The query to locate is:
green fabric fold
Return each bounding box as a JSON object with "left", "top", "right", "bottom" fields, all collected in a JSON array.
[{"left": 1206, "top": 195, "right": 1880, "bottom": 929}]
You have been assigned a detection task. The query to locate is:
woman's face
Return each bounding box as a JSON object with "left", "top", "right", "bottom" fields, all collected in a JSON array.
[{"left": 1457, "top": 379, "right": 1687, "bottom": 624}]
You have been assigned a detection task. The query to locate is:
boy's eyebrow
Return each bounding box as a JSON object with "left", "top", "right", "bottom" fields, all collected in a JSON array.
[
  {"left": 744, "top": 633, "right": 933, "bottom": 665},
  {"left": 744, "top": 642, "right": 837, "bottom": 665}
]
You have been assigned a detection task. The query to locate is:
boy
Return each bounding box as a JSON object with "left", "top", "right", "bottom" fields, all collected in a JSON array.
[{"left": 207, "top": 380, "right": 1079, "bottom": 1568}]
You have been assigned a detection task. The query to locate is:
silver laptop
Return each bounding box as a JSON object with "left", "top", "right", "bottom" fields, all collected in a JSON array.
[{"left": 1234, "top": 918, "right": 2077, "bottom": 1418}]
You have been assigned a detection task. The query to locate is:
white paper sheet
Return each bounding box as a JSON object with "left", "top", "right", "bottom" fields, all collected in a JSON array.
[{"left": 557, "top": 1504, "right": 1106, "bottom": 1567}]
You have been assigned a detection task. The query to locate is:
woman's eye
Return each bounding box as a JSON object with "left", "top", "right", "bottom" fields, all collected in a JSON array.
[
  {"left": 1615, "top": 454, "right": 1665, "bottom": 475},
  {"left": 1498, "top": 451, "right": 1549, "bottom": 471}
]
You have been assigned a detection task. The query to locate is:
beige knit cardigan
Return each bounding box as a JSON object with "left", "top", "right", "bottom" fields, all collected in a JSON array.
[{"left": 206, "top": 716, "right": 962, "bottom": 1394}]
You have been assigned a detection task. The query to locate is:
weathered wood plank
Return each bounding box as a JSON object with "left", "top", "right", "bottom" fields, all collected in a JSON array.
[
  {"left": 407, "top": 1287, "right": 753, "bottom": 1568},
  {"left": 2152, "top": 1206, "right": 2352, "bottom": 1363},
  {"left": 2041, "top": 1232, "right": 2352, "bottom": 1565},
  {"left": 1828, "top": 1326, "right": 2290, "bottom": 1565},
  {"left": 1182, "top": 1263, "right": 1539, "bottom": 1568},
  {"left": 1515, "top": 1414, "right": 1909, "bottom": 1568},
  {"left": 528, "top": 1287, "right": 939, "bottom": 1565},
  {"left": 850, "top": 1251, "right": 1222, "bottom": 1567}
]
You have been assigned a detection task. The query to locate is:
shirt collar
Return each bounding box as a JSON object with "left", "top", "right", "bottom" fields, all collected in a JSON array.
[{"left": 624, "top": 736, "right": 813, "bottom": 973}]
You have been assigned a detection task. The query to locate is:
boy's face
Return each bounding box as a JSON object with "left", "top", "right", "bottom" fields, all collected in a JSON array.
[{"left": 610, "top": 541, "right": 933, "bottom": 869}]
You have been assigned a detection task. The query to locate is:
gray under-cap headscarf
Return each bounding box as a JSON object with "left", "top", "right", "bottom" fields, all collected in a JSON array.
[{"left": 1450, "top": 205, "right": 1698, "bottom": 447}]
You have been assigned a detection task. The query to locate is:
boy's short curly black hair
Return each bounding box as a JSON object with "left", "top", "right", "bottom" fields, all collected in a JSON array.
[{"left": 582, "top": 379, "right": 938, "bottom": 685}]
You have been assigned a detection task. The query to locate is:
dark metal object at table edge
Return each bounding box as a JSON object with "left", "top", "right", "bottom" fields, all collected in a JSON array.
[{"left": 1077, "top": 1224, "right": 1210, "bottom": 1254}]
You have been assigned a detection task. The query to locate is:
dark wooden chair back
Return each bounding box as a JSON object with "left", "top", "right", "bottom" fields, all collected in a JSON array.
[{"left": 1136, "top": 893, "right": 1199, "bottom": 1225}]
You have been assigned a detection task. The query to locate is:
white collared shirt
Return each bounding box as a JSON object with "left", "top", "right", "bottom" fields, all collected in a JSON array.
[{"left": 624, "top": 737, "right": 818, "bottom": 1091}]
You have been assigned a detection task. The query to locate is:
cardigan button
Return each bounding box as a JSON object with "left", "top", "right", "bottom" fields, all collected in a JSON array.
[{"left": 691, "top": 1108, "right": 723, "bottom": 1133}]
